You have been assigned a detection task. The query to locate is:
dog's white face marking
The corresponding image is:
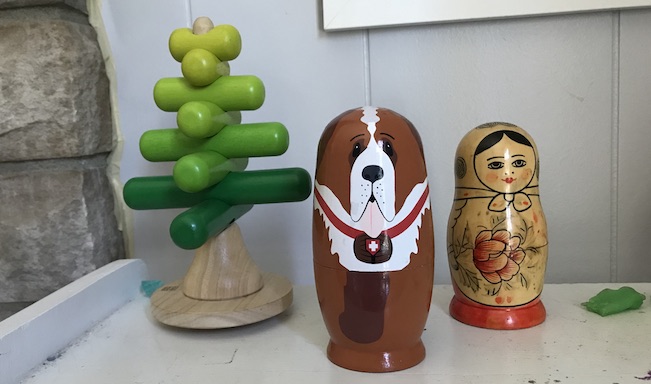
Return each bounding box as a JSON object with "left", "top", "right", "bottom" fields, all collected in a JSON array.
[
  {"left": 350, "top": 107, "right": 396, "bottom": 236},
  {"left": 361, "top": 106, "right": 379, "bottom": 135}
]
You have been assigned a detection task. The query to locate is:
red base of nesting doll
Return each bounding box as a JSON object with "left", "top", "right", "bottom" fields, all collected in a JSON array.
[
  {"left": 449, "top": 284, "right": 546, "bottom": 330},
  {"left": 326, "top": 339, "right": 425, "bottom": 373}
]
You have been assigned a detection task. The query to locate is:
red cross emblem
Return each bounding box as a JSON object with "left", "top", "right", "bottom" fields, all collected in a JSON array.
[{"left": 366, "top": 238, "right": 380, "bottom": 255}]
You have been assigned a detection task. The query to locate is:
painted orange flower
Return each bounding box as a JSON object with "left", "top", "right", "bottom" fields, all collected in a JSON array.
[{"left": 473, "top": 230, "right": 525, "bottom": 284}]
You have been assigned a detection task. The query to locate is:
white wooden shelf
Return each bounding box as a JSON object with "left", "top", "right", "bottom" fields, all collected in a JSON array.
[{"left": 2, "top": 260, "right": 650, "bottom": 383}]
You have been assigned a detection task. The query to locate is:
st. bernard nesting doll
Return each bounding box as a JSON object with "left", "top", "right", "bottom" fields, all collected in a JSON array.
[
  {"left": 447, "top": 122, "right": 548, "bottom": 329},
  {"left": 313, "top": 107, "right": 434, "bottom": 372}
]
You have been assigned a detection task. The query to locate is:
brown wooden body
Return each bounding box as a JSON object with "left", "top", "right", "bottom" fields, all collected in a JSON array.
[
  {"left": 447, "top": 122, "right": 548, "bottom": 329},
  {"left": 313, "top": 107, "right": 434, "bottom": 372}
]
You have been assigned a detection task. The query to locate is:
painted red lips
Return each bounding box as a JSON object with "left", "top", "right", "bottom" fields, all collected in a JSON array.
[{"left": 502, "top": 177, "right": 516, "bottom": 184}]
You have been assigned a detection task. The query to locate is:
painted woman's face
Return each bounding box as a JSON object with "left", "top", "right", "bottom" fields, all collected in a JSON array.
[{"left": 474, "top": 135, "right": 535, "bottom": 193}]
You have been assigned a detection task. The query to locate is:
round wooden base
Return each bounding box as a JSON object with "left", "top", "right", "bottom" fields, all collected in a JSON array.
[
  {"left": 150, "top": 272, "right": 293, "bottom": 329},
  {"left": 449, "top": 295, "right": 546, "bottom": 330}
]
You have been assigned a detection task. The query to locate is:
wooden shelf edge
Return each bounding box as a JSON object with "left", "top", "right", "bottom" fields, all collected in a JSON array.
[{"left": 0, "top": 259, "right": 148, "bottom": 384}]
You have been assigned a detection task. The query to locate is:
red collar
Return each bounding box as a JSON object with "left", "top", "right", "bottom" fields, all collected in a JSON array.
[{"left": 315, "top": 185, "right": 429, "bottom": 239}]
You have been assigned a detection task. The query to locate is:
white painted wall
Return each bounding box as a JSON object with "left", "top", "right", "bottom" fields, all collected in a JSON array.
[{"left": 101, "top": 0, "right": 651, "bottom": 285}]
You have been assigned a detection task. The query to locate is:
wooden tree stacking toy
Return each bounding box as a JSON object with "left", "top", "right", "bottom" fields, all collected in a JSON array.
[{"left": 123, "top": 17, "right": 311, "bottom": 329}]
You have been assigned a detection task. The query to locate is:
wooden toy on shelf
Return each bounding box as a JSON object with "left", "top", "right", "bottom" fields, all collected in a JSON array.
[
  {"left": 447, "top": 122, "right": 548, "bottom": 329},
  {"left": 123, "top": 17, "right": 311, "bottom": 329},
  {"left": 312, "top": 107, "right": 434, "bottom": 372}
]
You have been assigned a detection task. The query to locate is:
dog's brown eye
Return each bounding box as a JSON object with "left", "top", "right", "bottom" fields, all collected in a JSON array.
[
  {"left": 382, "top": 141, "right": 394, "bottom": 157},
  {"left": 352, "top": 142, "right": 362, "bottom": 158}
]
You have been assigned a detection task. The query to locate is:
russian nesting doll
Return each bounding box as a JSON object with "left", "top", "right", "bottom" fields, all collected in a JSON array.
[
  {"left": 313, "top": 107, "right": 434, "bottom": 372},
  {"left": 447, "top": 122, "right": 548, "bottom": 329}
]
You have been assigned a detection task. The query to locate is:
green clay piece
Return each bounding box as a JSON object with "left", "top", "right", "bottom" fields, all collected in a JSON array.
[
  {"left": 169, "top": 199, "right": 253, "bottom": 249},
  {"left": 154, "top": 75, "right": 264, "bottom": 112},
  {"left": 123, "top": 168, "right": 312, "bottom": 210},
  {"left": 177, "top": 101, "right": 241, "bottom": 139},
  {"left": 181, "top": 48, "right": 230, "bottom": 87},
  {"left": 582, "top": 286, "right": 646, "bottom": 316},
  {"left": 140, "top": 280, "right": 164, "bottom": 298},
  {"left": 173, "top": 152, "right": 247, "bottom": 193},
  {"left": 139, "top": 123, "right": 289, "bottom": 162},
  {"left": 169, "top": 25, "right": 241, "bottom": 62}
]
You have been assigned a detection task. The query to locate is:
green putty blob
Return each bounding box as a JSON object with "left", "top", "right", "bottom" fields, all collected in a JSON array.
[{"left": 582, "top": 286, "right": 646, "bottom": 316}]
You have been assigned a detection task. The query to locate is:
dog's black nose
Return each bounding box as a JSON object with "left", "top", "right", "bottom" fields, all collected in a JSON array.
[{"left": 362, "top": 165, "right": 384, "bottom": 182}]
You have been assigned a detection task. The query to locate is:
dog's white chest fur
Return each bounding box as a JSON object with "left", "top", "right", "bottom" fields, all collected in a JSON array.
[{"left": 315, "top": 180, "right": 429, "bottom": 272}]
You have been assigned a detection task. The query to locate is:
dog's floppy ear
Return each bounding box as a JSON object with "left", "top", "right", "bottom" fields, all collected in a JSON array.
[
  {"left": 316, "top": 108, "right": 360, "bottom": 168},
  {"left": 376, "top": 109, "right": 425, "bottom": 160}
]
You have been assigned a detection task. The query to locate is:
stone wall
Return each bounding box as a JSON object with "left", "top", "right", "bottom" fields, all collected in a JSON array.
[{"left": 0, "top": 1, "right": 124, "bottom": 304}]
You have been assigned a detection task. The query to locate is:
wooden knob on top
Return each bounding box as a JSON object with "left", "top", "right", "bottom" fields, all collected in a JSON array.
[
  {"left": 192, "top": 16, "right": 214, "bottom": 35},
  {"left": 169, "top": 22, "right": 241, "bottom": 62}
]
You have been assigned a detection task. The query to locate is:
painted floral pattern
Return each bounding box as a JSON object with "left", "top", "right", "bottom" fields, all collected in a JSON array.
[{"left": 472, "top": 230, "right": 525, "bottom": 284}]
